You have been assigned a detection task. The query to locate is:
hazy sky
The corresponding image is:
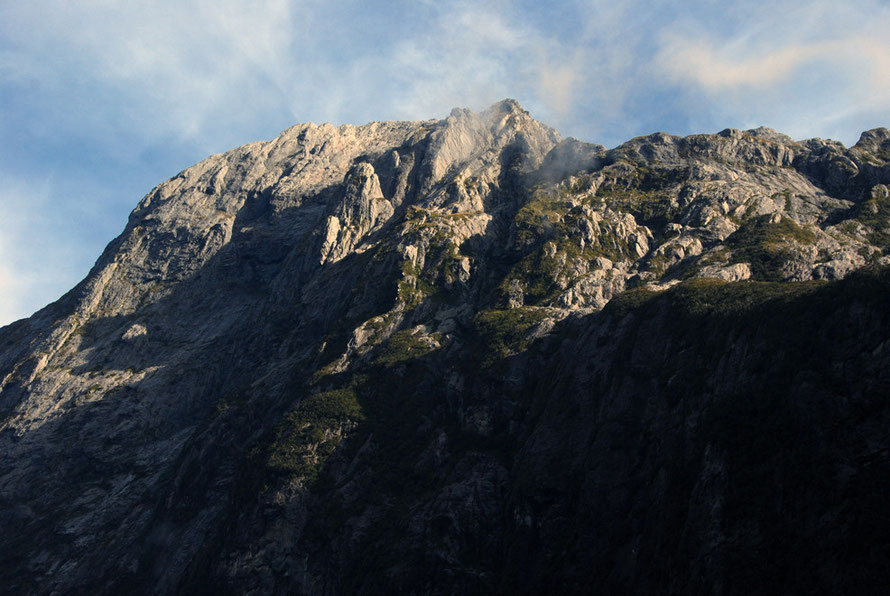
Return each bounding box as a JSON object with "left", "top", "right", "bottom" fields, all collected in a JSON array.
[{"left": 1, "top": 0, "right": 889, "bottom": 325}]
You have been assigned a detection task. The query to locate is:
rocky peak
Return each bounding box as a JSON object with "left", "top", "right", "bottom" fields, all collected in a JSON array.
[
  {"left": 336, "top": 162, "right": 387, "bottom": 225},
  {"left": 320, "top": 162, "right": 393, "bottom": 264},
  {"left": 745, "top": 126, "right": 796, "bottom": 144},
  {"left": 1, "top": 102, "right": 889, "bottom": 595},
  {"left": 417, "top": 100, "right": 560, "bottom": 198},
  {"left": 854, "top": 127, "right": 890, "bottom": 155}
]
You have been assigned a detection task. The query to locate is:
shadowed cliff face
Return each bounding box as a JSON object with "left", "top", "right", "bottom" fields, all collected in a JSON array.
[{"left": 1, "top": 101, "right": 889, "bottom": 594}]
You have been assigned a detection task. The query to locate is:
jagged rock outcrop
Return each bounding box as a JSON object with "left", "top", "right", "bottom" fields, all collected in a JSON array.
[{"left": 1, "top": 101, "right": 889, "bottom": 594}]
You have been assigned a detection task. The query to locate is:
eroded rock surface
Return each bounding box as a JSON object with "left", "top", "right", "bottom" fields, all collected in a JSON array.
[{"left": 1, "top": 102, "right": 889, "bottom": 594}]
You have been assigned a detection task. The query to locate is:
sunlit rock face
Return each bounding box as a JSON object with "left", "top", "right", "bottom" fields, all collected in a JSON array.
[{"left": 1, "top": 101, "right": 889, "bottom": 594}]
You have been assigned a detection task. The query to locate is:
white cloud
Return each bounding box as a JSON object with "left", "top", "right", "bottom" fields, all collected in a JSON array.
[
  {"left": 536, "top": 58, "right": 580, "bottom": 118},
  {"left": 658, "top": 39, "right": 826, "bottom": 90},
  {"left": 3, "top": 0, "right": 887, "bottom": 146},
  {"left": 0, "top": 0, "right": 644, "bottom": 146},
  {"left": 0, "top": 1, "right": 310, "bottom": 149},
  {"left": 657, "top": 35, "right": 890, "bottom": 95},
  {"left": 374, "top": 1, "right": 645, "bottom": 133},
  {"left": 0, "top": 178, "right": 81, "bottom": 325},
  {"left": 650, "top": 1, "right": 890, "bottom": 142},
  {"left": 385, "top": 5, "right": 531, "bottom": 118}
]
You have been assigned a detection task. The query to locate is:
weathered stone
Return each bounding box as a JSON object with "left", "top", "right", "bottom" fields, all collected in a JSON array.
[{"left": 1, "top": 100, "right": 889, "bottom": 595}]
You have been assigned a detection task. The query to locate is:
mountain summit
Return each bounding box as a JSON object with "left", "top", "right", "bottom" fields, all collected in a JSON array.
[{"left": 2, "top": 101, "right": 890, "bottom": 594}]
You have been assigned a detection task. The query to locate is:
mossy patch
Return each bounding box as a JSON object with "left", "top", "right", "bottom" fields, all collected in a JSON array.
[
  {"left": 503, "top": 190, "right": 638, "bottom": 305},
  {"left": 601, "top": 189, "right": 676, "bottom": 232},
  {"left": 772, "top": 189, "right": 793, "bottom": 212},
  {"left": 726, "top": 215, "right": 817, "bottom": 281},
  {"left": 514, "top": 190, "right": 634, "bottom": 259},
  {"left": 604, "top": 285, "right": 661, "bottom": 317},
  {"left": 472, "top": 307, "right": 550, "bottom": 367},
  {"left": 592, "top": 161, "right": 682, "bottom": 230},
  {"left": 668, "top": 277, "right": 827, "bottom": 316},
  {"left": 855, "top": 192, "right": 890, "bottom": 251},
  {"left": 395, "top": 208, "right": 476, "bottom": 308},
  {"left": 267, "top": 387, "right": 364, "bottom": 482},
  {"left": 374, "top": 329, "right": 443, "bottom": 367},
  {"left": 513, "top": 189, "right": 575, "bottom": 246},
  {"left": 397, "top": 259, "right": 438, "bottom": 308}
]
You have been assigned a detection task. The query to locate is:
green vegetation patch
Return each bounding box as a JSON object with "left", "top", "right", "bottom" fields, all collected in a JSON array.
[
  {"left": 858, "top": 245, "right": 882, "bottom": 264},
  {"left": 644, "top": 253, "right": 670, "bottom": 276},
  {"left": 668, "top": 277, "right": 827, "bottom": 316},
  {"left": 593, "top": 161, "right": 682, "bottom": 229},
  {"left": 374, "top": 329, "right": 443, "bottom": 367},
  {"left": 501, "top": 236, "right": 628, "bottom": 305},
  {"left": 422, "top": 240, "right": 471, "bottom": 295},
  {"left": 603, "top": 285, "right": 662, "bottom": 317},
  {"left": 500, "top": 245, "right": 568, "bottom": 305},
  {"left": 267, "top": 387, "right": 364, "bottom": 481},
  {"left": 472, "top": 307, "right": 550, "bottom": 367},
  {"left": 726, "top": 215, "right": 817, "bottom": 281},
  {"left": 599, "top": 158, "right": 680, "bottom": 190},
  {"left": 855, "top": 191, "right": 890, "bottom": 251},
  {"left": 402, "top": 205, "right": 475, "bottom": 234},
  {"left": 600, "top": 188, "right": 676, "bottom": 231},
  {"left": 513, "top": 189, "right": 575, "bottom": 246},
  {"left": 605, "top": 276, "right": 826, "bottom": 324},
  {"left": 504, "top": 189, "right": 639, "bottom": 305},
  {"left": 395, "top": 208, "right": 476, "bottom": 308},
  {"left": 397, "top": 259, "right": 437, "bottom": 309}
]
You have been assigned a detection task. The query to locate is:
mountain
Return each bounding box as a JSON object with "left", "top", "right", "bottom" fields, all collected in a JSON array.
[{"left": 2, "top": 99, "right": 890, "bottom": 594}]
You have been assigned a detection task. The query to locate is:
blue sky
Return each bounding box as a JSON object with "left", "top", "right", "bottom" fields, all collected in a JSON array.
[{"left": 1, "top": 0, "right": 889, "bottom": 325}]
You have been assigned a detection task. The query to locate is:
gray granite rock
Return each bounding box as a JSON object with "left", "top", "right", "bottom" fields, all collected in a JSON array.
[{"left": 1, "top": 101, "right": 890, "bottom": 594}]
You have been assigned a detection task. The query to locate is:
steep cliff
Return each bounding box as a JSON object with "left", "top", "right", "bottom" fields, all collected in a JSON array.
[{"left": 1, "top": 100, "right": 889, "bottom": 594}]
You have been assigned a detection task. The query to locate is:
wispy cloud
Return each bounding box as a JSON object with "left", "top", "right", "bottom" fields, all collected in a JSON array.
[
  {"left": 650, "top": 1, "right": 890, "bottom": 141},
  {"left": 384, "top": 4, "right": 534, "bottom": 118},
  {"left": 0, "top": 177, "right": 97, "bottom": 324}
]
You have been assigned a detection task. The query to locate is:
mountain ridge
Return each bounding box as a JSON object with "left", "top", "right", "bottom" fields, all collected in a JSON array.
[{"left": 1, "top": 100, "right": 890, "bottom": 594}]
